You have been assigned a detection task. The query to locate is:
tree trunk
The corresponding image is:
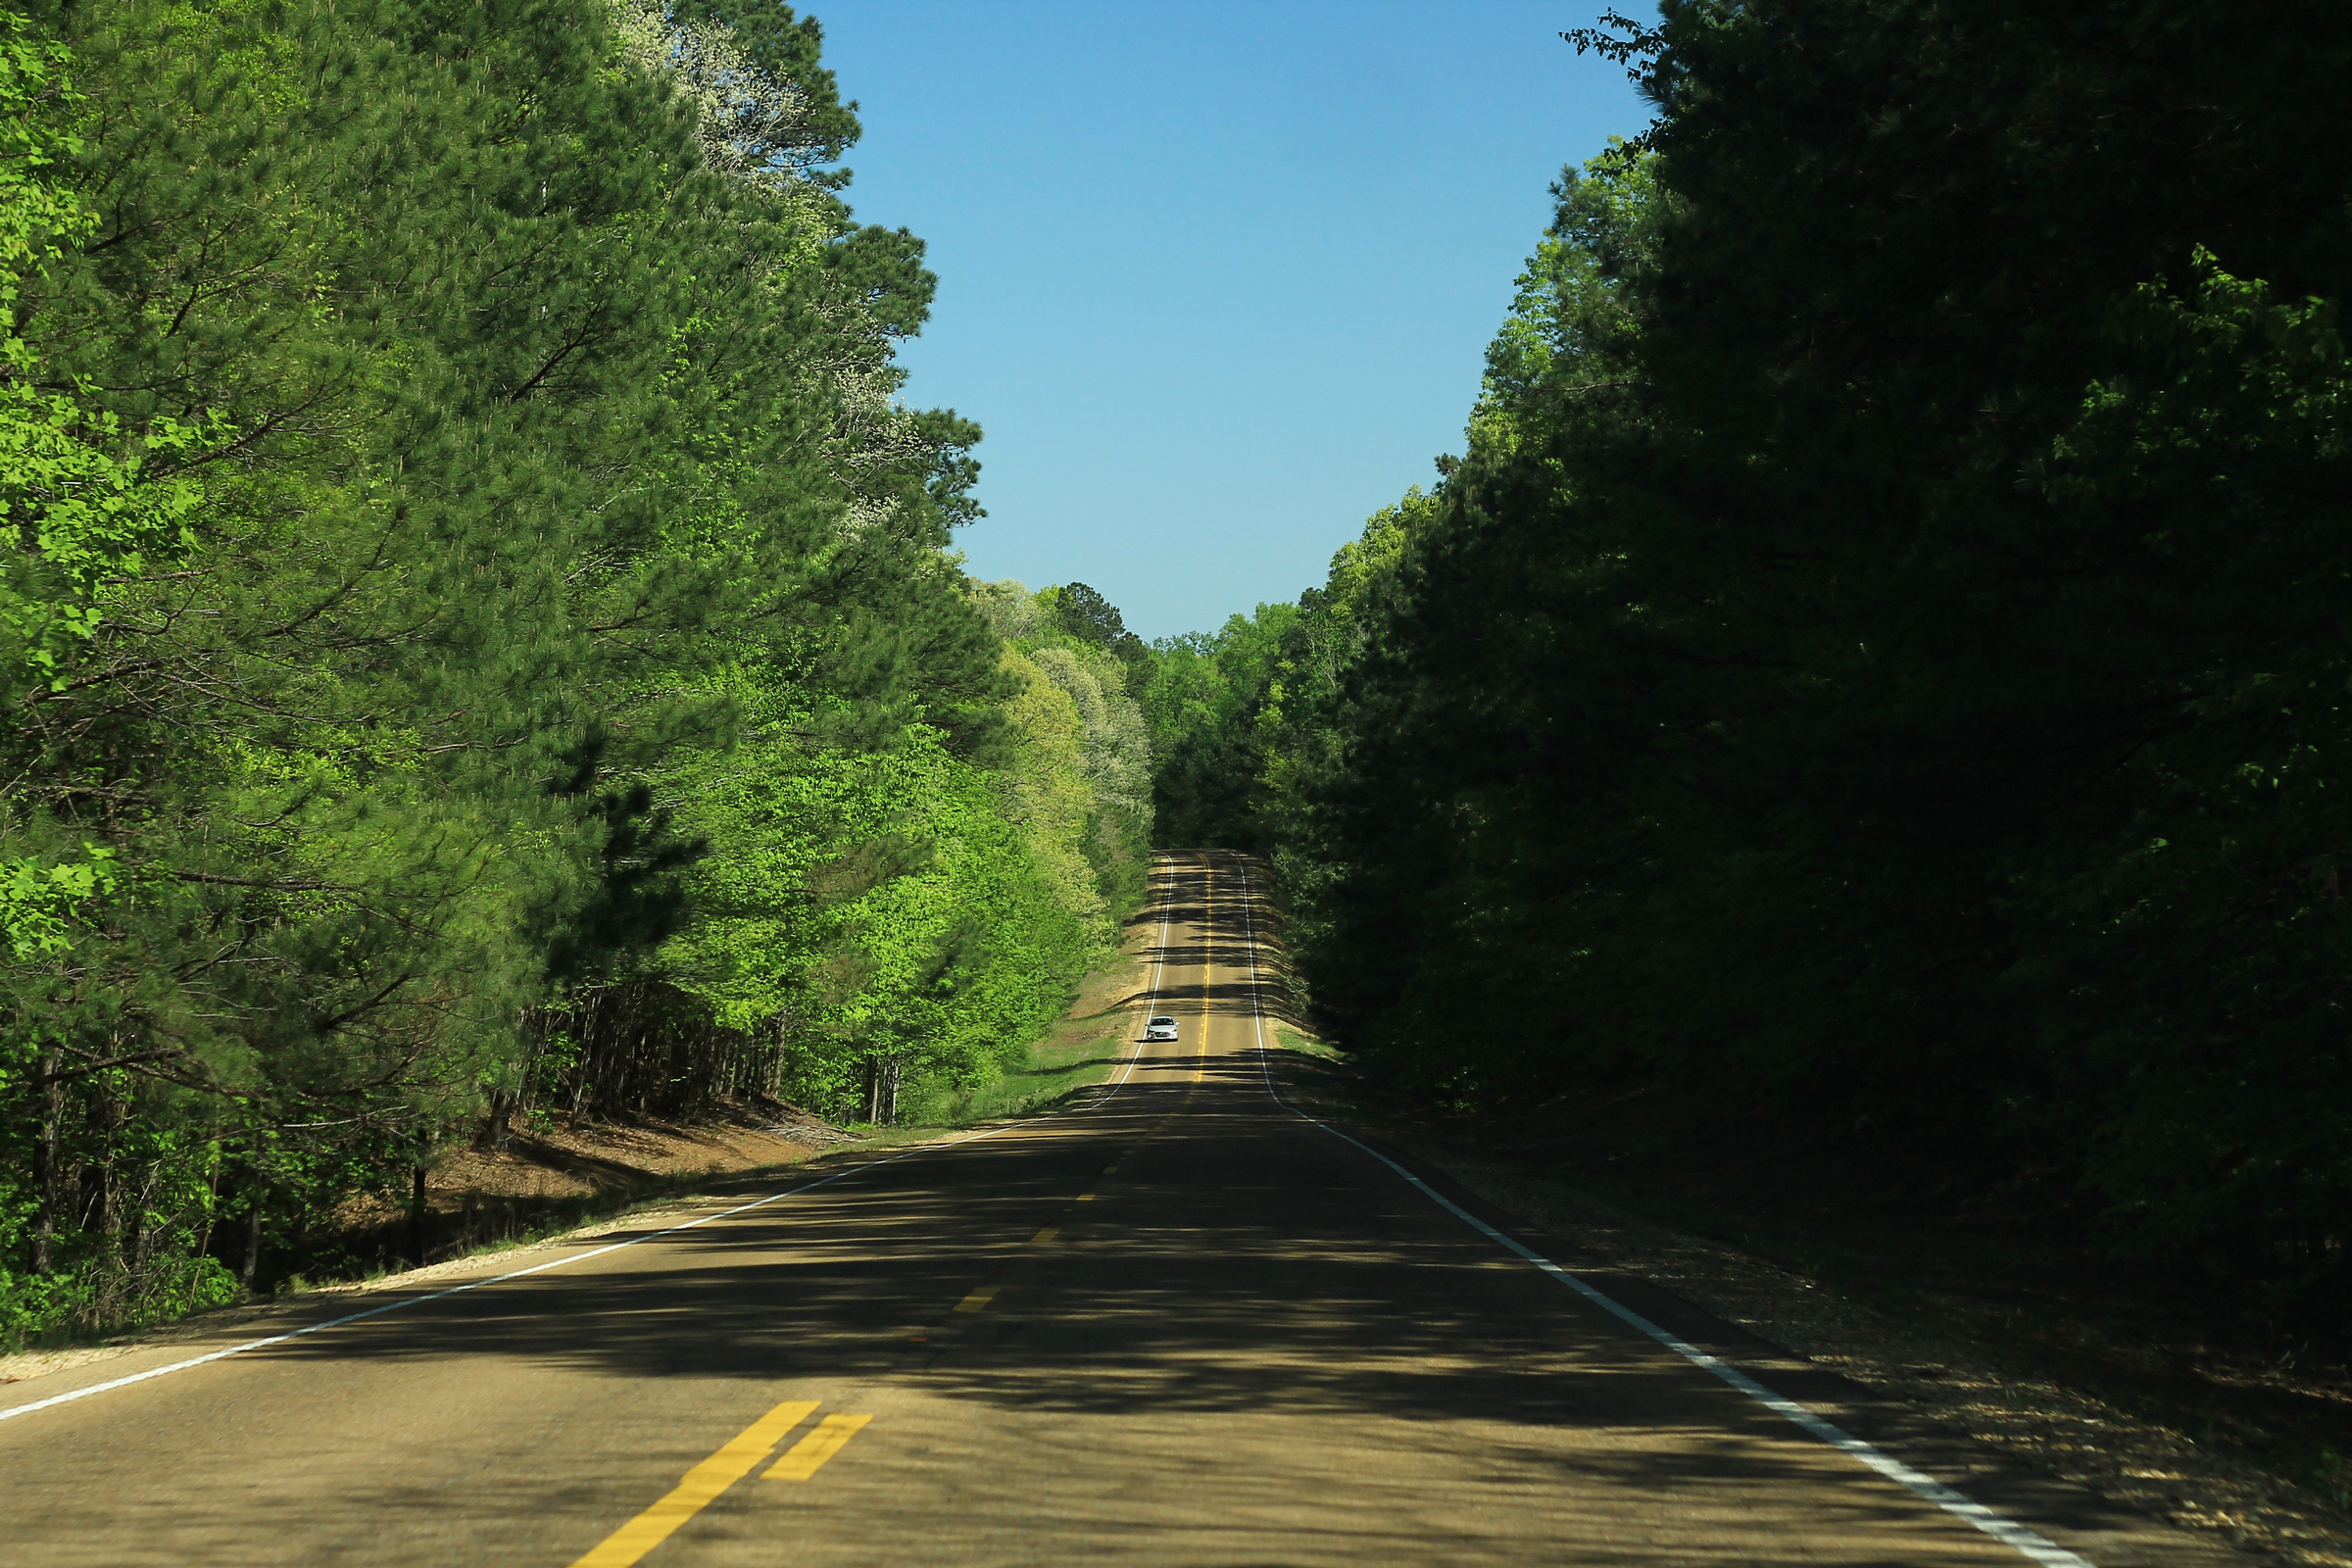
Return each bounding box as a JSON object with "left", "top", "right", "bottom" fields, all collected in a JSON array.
[
  {"left": 31, "top": 1047, "right": 60, "bottom": 1275},
  {"left": 241, "top": 1187, "right": 263, "bottom": 1291},
  {"left": 125, "top": 1159, "right": 157, "bottom": 1298},
  {"left": 478, "top": 1087, "right": 510, "bottom": 1151},
  {"left": 862, "top": 1056, "right": 902, "bottom": 1126},
  {"left": 501, "top": 1027, "right": 544, "bottom": 1152},
  {"left": 194, "top": 1154, "right": 220, "bottom": 1269},
  {"left": 408, "top": 1162, "right": 429, "bottom": 1268},
  {"left": 94, "top": 1089, "right": 125, "bottom": 1254}
]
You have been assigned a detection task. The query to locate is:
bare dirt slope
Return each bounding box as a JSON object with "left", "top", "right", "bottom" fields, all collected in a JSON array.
[
  {"left": 424, "top": 1102, "right": 856, "bottom": 1207},
  {"left": 0, "top": 914, "right": 1161, "bottom": 1393}
]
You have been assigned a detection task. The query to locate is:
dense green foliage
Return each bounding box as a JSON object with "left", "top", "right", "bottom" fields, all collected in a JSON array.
[
  {"left": 0, "top": 0, "right": 1147, "bottom": 1340},
  {"left": 972, "top": 581, "right": 1154, "bottom": 925},
  {"left": 1152, "top": 1, "right": 2352, "bottom": 1298}
]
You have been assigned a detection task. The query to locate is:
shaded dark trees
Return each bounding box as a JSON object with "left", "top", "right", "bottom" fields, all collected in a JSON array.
[{"left": 1156, "top": 1, "right": 2352, "bottom": 1303}]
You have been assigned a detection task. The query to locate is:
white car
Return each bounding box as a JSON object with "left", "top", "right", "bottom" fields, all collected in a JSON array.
[{"left": 1143, "top": 1015, "right": 1179, "bottom": 1042}]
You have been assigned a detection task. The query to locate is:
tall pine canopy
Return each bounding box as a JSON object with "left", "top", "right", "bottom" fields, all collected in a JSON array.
[
  {"left": 0, "top": 0, "right": 1150, "bottom": 1339},
  {"left": 1138, "top": 0, "right": 2352, "bottom": 1303}
]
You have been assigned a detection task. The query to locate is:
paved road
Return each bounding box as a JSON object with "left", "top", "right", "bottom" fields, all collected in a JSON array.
[{"left": 0, "top": 853, "right": 2232, "bottom": 1566}]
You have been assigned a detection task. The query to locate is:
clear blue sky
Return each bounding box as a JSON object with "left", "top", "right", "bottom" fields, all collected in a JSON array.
[{"left": 811, "top": 1, "right": 1648, "bottom": 641}]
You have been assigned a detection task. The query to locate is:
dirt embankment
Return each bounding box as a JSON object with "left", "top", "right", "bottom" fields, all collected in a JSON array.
[
  {"left": 1, "top": 917, "right": 1163, "bottom": 1392},
  {"left": 364, "top": 899, "right": 1164, "bottom": 1268},
  {"left": 436, "top": 1102, "right": 861, "bottom": 1202},
  {"left": 0, "top": 1101, "right": 866, "bottom": 1392},
  {"left": 323, "top": 1099, "right": 858, "bottom": 1267}
]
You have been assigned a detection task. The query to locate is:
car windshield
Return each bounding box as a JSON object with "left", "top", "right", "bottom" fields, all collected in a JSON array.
[{"left": 1150, "top": 1017, "right": 1175, "bottom": 1026}]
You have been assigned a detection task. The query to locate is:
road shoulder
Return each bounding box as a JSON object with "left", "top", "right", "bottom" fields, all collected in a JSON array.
[{"left": 1267, "top": 1043, "right": 2349, "bottom": 1567}]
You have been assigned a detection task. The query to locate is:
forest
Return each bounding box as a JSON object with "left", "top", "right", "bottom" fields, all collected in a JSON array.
[
  {"left": 1145, "top": 1, "right": 2352, "bottom": 1317},
  {"left": 13, "top": 0, "right": 2352, "bottom": 1350},
  {"left": 0, "top": 0, "right": 1154, "bottom": 1341}
]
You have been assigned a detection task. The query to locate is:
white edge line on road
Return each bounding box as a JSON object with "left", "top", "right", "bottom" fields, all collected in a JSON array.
[
  {"left": 0, "top": 859, "right": 1197, "bottom": 1432},
  {"left": 1222, "top": 853, "right": 2096, "bottom": 1568},
  {"left": 1, "top": 1118, "right": 1018, "bottom": 1427}
]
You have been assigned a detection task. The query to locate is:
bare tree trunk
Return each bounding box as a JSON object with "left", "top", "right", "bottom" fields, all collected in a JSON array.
[
  {"left": 124, "top": 1160, "right": 159, "bottom": 1306},
  {"left": 194, "top": 1155, "right": 220, "bottom": 1267},
  {"left": 240, "top": 1184, "right": 263, "bottom": 1291},
  {"left": 408, "top": 1162, "right": 428, "bottom": 1268},
  {"left": 31, "top": 1047, "right": 59, "bottom": 1275},
  {"left": 94, "top": 1090, "right": 123, "bottom": 1247},
  {"left": 502, "top": 1025, "right": 543, "bottom": 1152},
  {"left": 861, "top": 1056, "right": 903, "bottom": 1126}
]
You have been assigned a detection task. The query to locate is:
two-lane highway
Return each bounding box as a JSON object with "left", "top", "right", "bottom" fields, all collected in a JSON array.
[{"left": 0, "top": 853, "right": 2229, "bottom": 1565}]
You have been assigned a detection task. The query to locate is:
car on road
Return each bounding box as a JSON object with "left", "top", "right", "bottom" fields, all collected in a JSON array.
[{"left": 1143, "top": 1015, "right": 1179, "bottom": 1042}]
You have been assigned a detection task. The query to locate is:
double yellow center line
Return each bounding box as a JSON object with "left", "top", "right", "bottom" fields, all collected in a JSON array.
[
  {"left": 569, "top": 855, "right": 1237, "bottom": 1568},
  {"left": 567, "top": 1399, "right": 874, "bottom": 1568}
]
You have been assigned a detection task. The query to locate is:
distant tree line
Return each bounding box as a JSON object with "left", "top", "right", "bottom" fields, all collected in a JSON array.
[
  {"left": 0, "top": 1, "right": 1150, "bottom": 1341},
  {"left": 1143, "top": 1, "right": 2352, "bottom": 1304}
]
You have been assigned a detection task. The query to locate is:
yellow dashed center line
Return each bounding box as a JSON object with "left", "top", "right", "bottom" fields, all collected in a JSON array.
[
  {"left": 566, "top": 1398, "right": 817, "bottom": 1568},
  {"left": 765, "top": 1414, "right": 874, "bottom": 1482},
  {"left": 573, "top": 862, "right": 1242, "bottom": 1567}
]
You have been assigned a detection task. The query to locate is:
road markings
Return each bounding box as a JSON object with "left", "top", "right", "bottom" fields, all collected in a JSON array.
[
  {"left": 5, "top": 865, "right": 1200, "bottom": 1435},
  {"left": 953, "top": 1286, "right": 1000, "bottom": 1313},
  {"left": 1075, "top": 1192, "right": 1097, "bottom": 1201},
  {"left": 566, "top": 1398, "right": 817, "bottom": 1568},
  {"left": 766, "top": 1413, "right": 874, "bottom": 1481},
  {"left": 1075, "top": 856, "right": 1185, "bottom": 1113},
  {"left": 1222, "top": 856, "right": 2095, "bottom": 1568},
  {"left": 1029, "top": 1225, "right": 1059, "bottom": 1245}
]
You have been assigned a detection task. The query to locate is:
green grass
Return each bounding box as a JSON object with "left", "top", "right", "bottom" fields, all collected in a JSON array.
[
  {"left": 1277, "top": 1025, "right": 1342, "bottom": 1061},
  {"left": 901, "top": 1018, "right": 1135, "bottom": 1128}
]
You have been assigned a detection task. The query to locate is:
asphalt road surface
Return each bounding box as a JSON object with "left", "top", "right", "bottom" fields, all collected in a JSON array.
[{"left": 0, "top": 852, "right": 2239, "bottom": 1566}]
